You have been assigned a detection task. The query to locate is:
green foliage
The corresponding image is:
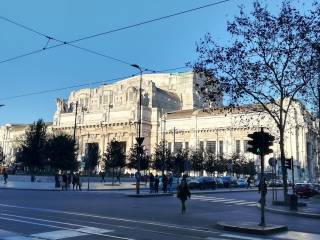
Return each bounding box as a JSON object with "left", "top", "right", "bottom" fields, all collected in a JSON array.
[
  {"left": 190, "top": 150, "right": 204, "bottom": 173},
  {"left": 152, "top": 140, "right": 172, "bottom": 173},
  {"left": 127, "top": 143, "right": 150, "bottom": 171},
  {"left": 172, "top": 149, "right": 189, "bottom": 176},
  {"left": 103, "top": 139, "right": 126, "bottom": 170},
  {"left": 16, "top": 119, "right": 47, "bottom": 173},
  {"left": 84, "top": 143, "right": 100, "bottom": 172},
  {"left": 46, "top": 133, "right": 78, "bottom": 172}
]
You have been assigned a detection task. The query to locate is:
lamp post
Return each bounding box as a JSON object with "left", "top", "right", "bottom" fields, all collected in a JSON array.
[{"left": 131, "top": 64, "right": 144, "bottom": 194}]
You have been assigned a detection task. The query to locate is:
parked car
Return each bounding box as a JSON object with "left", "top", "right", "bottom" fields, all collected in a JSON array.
[
  {"left": 294, "top": 183, "right": 318, "bottom": 198},
  {"left": 215, "top": 177, "right": 224, "bottom": 188},
  {"left": 221, "top": 176, "right": 237, "bottom": 188},
  {"left": 268, "top": 179, "right": 283, "bottom": 187},
  {"left": 236, "top": 179, "right": 247, "bottom": 188},
  {"left": 188, "top": 177, "right": 217, "bottom": 190}
]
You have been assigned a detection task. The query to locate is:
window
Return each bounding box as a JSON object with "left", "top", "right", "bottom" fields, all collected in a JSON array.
[
  {"left": 219, "top": 141, "right": 223, "bottom": 155},
  {"left": 206, "top": 141, "right": 216, "bottom": 154},
  {"left": 168, "top": 142, "right": 172, "bottom": 153},
  {"left": 199, "top": 141, "right": 204, "bottom": 152},
  {"left": 236, "top": 140, "right": 241, "bottom": 154},
  {"left": 174, "top": 142, "right": 183, "bottom": 152},
  {"left": 243, "top": 140, "right": 249, "bottom": 152},
  {"left": 185, "top": 142, "right": 189, "bottom": 150}
]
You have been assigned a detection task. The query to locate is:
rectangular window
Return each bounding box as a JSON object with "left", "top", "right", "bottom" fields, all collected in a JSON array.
[
  {"left": 236, "top": 140, "right": 241, "bottom": 154},
  {"left": 219, "top": 141, "right": 223, "bottom": 155},
  {"left": 206, "top": 141, "right": 216, "bottom": 154},
  {"left": 168, "top": 142, "right": 172, "bottom": 153},
  {"left": 185, "top": 142, "right": 189, "bottom": 150},
  {"left": 174, "top": 142, "right": 183, "bottom": 152},
  {"left": 244, "top": 140, "right": 249, "bottom": 152},
  {"left": 199, "top": 141, "right": 204, "bottom": 152}
]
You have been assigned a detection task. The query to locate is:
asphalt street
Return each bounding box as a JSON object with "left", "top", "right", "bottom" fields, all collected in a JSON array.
[{"left": 0, "top": 189, "right": 319, "bottom": 240}]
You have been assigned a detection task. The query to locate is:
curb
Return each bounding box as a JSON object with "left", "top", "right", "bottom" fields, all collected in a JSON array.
[
  {"left": 217, "top": 221, "right": 287, "bottom": 235},
  {"left": 0, "top": 187, "right": 148, "bottom": 192},
  {"left": 264, "top": 206, "right": 320, "bottom": 219}
]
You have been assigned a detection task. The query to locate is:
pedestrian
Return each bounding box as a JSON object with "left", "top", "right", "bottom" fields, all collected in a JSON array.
[
  {"left": 62, "top": 172, "right": 67, "bottom": 191},
  {"left": 135, "top": 171, "right": 141, "bottom": 194},
  {"left": 76, "top": 173, "right": 82, "bottom": 191},
  {"left": 67, "top": 173, "right": 72, "bottom": 190},
  {"left": 154, "top": 174, "right": 159, "bottom": 193},
  {"left": 54, "top": 173, "right": 60, "bottom": 188},
  {"left": 168, "top": 173, "right": 173, "bottom": 192},
  {"left": 116, "top": 171, "right": 121, "bottom": 184},
  {"left": 100, "top": 171, "right": 105, "bottom": 183},
  {"left": 3, "top": 169, "right": 8, "bottom": 184},
  {"left": 149, "top": 173, "right": 155, "bottom": 193},
  {"left": 162, "top": 174, "right": 168, "bottom": 193},
  {"left": 177, "top": 175, "right": 191, "bottom": 214},
  {"left": 72, "top": 174, "right": 77, "bottom": 190},
  {"left": 258, "top": 177, "right": 268, "bottom": 205},
  {"left": 247, "top": 176, "right": 251, "bottom": 189}
]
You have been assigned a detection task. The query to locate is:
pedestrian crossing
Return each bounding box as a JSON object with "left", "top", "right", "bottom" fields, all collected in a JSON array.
[{"left": 191, "top": 195, "right": 258, "bottom": 207}]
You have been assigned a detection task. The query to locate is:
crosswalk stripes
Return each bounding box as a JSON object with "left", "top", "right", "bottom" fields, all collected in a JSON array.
[{"left": 191, "top": 195, "right": 258, "bottom": 207}]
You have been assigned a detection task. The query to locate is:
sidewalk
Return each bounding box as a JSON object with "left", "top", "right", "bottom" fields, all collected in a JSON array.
[
  {"left": 265, "top": 195, "right": 320, "bottom": 219},
  {"left": 0, "top": 181, "right": 148, "bottom": 191},
  {"left": 0, "top": 180, "right": 261, "bottom": 194}
]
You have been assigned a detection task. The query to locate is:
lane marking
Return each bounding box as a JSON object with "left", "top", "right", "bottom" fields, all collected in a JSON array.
[
  {"left": 219, "top": 200, "right": 248, "bottom": 204},
  {"left": 0, "top": 203, "right": 219, "bottom": 234},
  {"left": 1, "top": 213, "right": 113, "bottom": 233},
  {"left": 220, "top": 233, "right": 272, "bottom": 240},
  {"left": 233, "top": 201, "right": 257, "bottom": 205},
  {"left": 0, "top": 215, "right": 133, "bottom": 240},
  {"left": 31, "top": 230, "right": 87, "bottom": 239}
]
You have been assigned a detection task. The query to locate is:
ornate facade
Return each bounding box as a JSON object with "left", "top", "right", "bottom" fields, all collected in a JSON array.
[{"left": 0, "top": 71, "right": 318, "bottom": 181}]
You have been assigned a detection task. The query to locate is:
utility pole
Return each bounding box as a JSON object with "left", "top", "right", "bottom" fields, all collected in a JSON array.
[
  {"left": 73, "top": 101, "right": 79, "bottom": 141},
  {"left": 173, "top": 127, "right": 176, "bottom": 153},
  {"left": 131, "top": 64, "right": 144, "bottom": 194}
]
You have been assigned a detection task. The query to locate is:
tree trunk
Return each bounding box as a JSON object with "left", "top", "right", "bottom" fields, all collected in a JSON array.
[{"left": 279, "top": 127, "right": 288, "bottom": 203}]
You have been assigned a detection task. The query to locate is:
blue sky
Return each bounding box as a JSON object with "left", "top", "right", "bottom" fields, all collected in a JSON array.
[{"left": 0, "top": 0, "right": 313, "bottom": 125}]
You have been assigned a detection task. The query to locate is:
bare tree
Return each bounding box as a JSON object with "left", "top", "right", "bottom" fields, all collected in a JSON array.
[{"left": 190, "top": 1, "right": 319, "bottom": 202}]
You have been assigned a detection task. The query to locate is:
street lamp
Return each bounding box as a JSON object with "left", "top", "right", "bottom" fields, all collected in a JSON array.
[{"left": 131, "top": 64, "right": 144, "bottom": 194}]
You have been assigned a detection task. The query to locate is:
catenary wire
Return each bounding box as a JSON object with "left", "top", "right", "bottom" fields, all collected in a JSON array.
[
  {"left": 0, "top": 0, "right": 233, "bottom": 66},
  {"left": 0, "top": 66, "right": 191, "bottom": 101}
]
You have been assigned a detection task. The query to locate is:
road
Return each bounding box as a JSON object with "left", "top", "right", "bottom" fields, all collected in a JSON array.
[{"left": 0, "top": 189, "right": 319, "bottom": 240}]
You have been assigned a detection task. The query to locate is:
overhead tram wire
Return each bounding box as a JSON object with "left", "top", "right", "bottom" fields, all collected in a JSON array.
[
  {"left": 0, "top": 0, "right": 233, "bottom": 66},
  {"left": 0, "top": 16, "right": 143, "bottom": 69},
  {"left": 0, "top": 65, "right": 191, "bottom": 102}
]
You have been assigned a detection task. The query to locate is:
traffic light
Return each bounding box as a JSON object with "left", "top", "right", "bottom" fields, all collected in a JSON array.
[
  {"left": 285, "top": 158, "right": 292, "bottom": 169},
  {"left": 247, "top": 129, "right": 275, "bottom": 156}
]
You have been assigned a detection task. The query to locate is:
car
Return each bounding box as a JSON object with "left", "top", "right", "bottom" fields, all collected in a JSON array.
[
  {"left": 188, "top": 177, "right": 216, "bottom": 190},
  {"left": 236, "top": 179, "right": 247, "bottom": 188},
  {"left": 215, "top": 177, "right": 224, "bottom": 188},
  {"left": 221, "top": 176, "right": 237, "bottom": 188},
  {"left": 294, "top": 183, "right": 318, "bottom": 198}
]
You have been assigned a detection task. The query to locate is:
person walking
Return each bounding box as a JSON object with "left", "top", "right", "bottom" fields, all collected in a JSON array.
[
  {"left": 258, "top": 177, "right": 268, "bottom": 204},
  {"left": 149, "top": 173, "right": 155, "bottom": 193},
  {"left": 168, "top": 174, "right": 173, "bottom": 192},
  {"left": 72, "top": 174, "right": 77, "bottom": 190},
  {"left": 177, "top": 175, "right": 191, "bottom": 214},
  {"left": 247, "top": 176, "right": 251, "bottom": 189},
  {"left": 75, "top": 173, "right": 82, "bottom": 191},
  {"left": 116, "top": 171, "right": 121, "bottom": 184},
  {"left": 162, "top": 174, "right": 168, "bottom": 193},
  {"left": 3, "top": 169, "right": 8, "bottom": 184},
  {"left": 99, "top": 171, "right": 105, "bottom": 183},
  {"left": 54, "top": 173, "right": 60, "bottom": 188},
  {"left": 154, "top": 174, "right": 160, "bottom": 193},
  {"left": 62, "top": 173, "right": 67, "bottom": 191}
]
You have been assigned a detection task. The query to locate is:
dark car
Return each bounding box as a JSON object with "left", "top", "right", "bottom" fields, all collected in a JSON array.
[
  {"left": 188, "top": 177, "right": 217, "bottom": 190},
  {"left": 294, "top": 183, "right": 318, "bottom": 198},
  {"left": 221, "top": 176, "right": 237, "bottom": 188}
]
